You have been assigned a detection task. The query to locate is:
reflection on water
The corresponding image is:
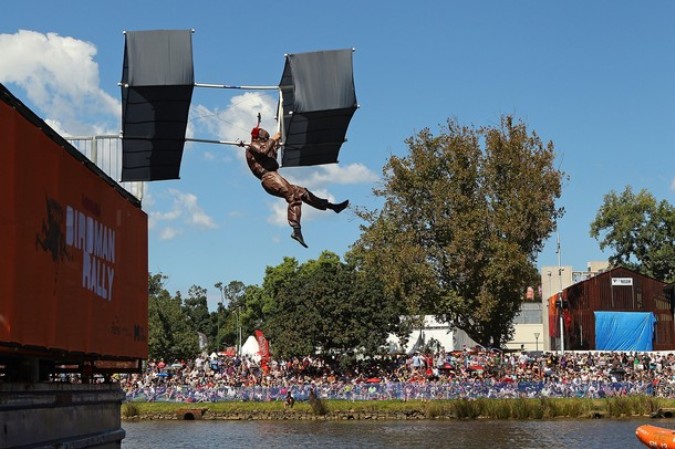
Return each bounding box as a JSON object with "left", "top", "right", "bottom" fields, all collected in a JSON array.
[{"left": 123, "top": 418, "right": 662, "bottom": 449}]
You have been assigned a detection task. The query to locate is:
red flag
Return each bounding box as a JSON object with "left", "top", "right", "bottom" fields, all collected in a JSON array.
[{"left": 254, "top": 330, "right": 271, "bottom": 364}]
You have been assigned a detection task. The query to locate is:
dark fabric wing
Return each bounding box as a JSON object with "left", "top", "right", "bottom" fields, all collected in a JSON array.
[
  {"left": 279, "top": 49, "right": 357, "bottom": 167},
  {"left": 121, "top": 30, "right": 194, "bottom": 181}
]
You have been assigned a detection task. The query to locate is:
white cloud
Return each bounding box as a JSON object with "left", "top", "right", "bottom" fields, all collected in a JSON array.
[
  {"left": 187, "top": 93, "right": 278, "bottom": 167},
  {"left": 671, "top": 177, "right": 675, "bottom": 191},
  {"left": 159, "top": 227, "right": 181, "bottom": 241},
  {"left": 0, "top": 30, "right": 119, "bottom": 136},
  {"left": 142, "top": 190, "right": 156, "bottom": 208},
  {"left": 283, "top": 163, "right": 379, "bottom": 190},
  {"left": 190, "top": 92, "right": 277, "bottom": 145},
  {"left": 148, "top": 188, "right": 218, "bottom": 239},
  {"left": 268, "top": 199, "right": 289, "bottom": 227},
  {"left": 169, "top": 188, "right": 218, "bottom": 229},
  {"left": 152, "top": 208, "right": 183, "bottom": 222}
]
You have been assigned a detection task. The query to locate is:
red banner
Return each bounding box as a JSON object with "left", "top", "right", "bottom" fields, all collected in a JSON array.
[{"left": 254, "top": 330, "right": 270, "bottom": 363}]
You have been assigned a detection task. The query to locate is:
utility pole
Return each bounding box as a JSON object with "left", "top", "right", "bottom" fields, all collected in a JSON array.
[
  {"left": 215, "top": 282, "right": 224, "bottom": 353},
  {"left": 557, "top": 234, "right": 564, "bottom": 353},
  {"left": 237, "top": 306, "right": 242, "bottom": 356}
]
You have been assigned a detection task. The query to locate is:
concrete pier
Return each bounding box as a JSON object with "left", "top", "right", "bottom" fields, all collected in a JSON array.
[{"left": 0, "top": 383, "right": 126, "bottom": 448}]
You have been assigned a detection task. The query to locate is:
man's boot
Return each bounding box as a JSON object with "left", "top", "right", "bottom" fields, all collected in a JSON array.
[
  {"left": 329, "top": 200, "right": 349, "bottom": 213},
  {"left": 291, "top": 226, "right": 308, "bottom": 248}
]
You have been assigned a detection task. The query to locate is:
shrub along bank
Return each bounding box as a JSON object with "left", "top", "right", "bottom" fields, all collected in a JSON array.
[{"left": 122, "top": 396, "right": 675, "bottom": 421}]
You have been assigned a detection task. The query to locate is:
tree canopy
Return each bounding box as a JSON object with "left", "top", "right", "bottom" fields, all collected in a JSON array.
[
  {"left": 213, "top": 281, "right": 248, "bottom": 352},
  {"left": 259, "top": 251, "right": 405, "bottom": 361},
  {"left": 590, "top": 186, "right": 675, "bottom": 283},
  {"left": 353, "top": 115, "right": 565, "bottom": 348},
  {"left": 147, "top": 273, "right": 199, "bottom": 361}
]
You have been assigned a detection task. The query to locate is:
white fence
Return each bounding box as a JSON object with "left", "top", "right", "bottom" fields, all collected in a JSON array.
[{"left": 66, "top": 135, "right": 144, "bottom": 202}]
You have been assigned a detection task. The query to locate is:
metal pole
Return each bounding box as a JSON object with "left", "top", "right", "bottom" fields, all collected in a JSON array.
[
  {"left": 64, "top": 134, "right": 120, "bottom": 140},
  {"left": 559, "top": 293, "right": 565, "bottom": 353},
  {"left": 217, "top": 285, "right": 225, "bottom": 353},
  {"left": 194, "top": 82, "right": 279, "bottom": 91},
  {"left": 118, "top": 82, "right": 278, "bottom": 91},
  {"left": 237, "top": 306, "right": 242, "bottom": 357},
  {"left": 278, "top": 91, "right": 285, "bottom": 138},
  {"left": 185, "top": 137, "right": 246, "bottom": 146},
  {"left": 557, "top": 234, "right": 564, "bottom": 352},
  {"left": 70, "top": 134, "right": 249, "bottom": 148},
  {"left": 107, "top": 135, "right": 250, "bottom": 147},
  {"left": 91, "top": 136, "right": 98, "bottom": 166},
  {"left": 611, "top": 281, "right": 614, "bottom": 307}
]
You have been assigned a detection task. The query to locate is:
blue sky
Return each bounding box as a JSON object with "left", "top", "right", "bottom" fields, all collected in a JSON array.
[{"left": 3, "top": 1, "right": 674, "bottom": 310}]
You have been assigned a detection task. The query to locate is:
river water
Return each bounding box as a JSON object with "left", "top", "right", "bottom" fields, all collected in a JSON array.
[{"left": 122, "top": 418, "right": 663, "bottom": 448}]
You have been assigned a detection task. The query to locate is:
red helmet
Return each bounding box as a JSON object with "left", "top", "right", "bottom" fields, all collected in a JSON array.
[{"left": 251, "top": 127, "right": 269, "bottom": 140}]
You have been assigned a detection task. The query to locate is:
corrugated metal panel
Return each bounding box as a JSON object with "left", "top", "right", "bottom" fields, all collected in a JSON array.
[
  {"left": 564, "top": 267, "right": 672, "bottom": 351},
  {"left": 0, "top": 83, "right": 148, "bottom": 361}
]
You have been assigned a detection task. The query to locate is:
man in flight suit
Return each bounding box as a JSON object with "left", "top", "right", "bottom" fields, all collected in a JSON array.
[{"left": 244, "top": 127, "right": 349, "bottom": 248}]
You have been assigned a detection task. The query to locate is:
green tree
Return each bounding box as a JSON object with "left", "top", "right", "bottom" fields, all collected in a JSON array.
[
  {"left": 344, "top": 250, "right": 407, "bottom": 355},
  {"left": 241, "top": 284, "right": 268, "bottom": 333},
  {"left": 590, "top": 186, "right": 675, "bottom": 282},
  {"left": 353, "top": 116, "right": 564, "bottom": 348},
  {"left": 147, "top": 273, "right": 199, "bottom": 361},
  {"left": 214, "top": 280, "right": 248, "bottom": 352},
  {"left": 183, "top": 285, "right": 210, "bottom": 334},
  {"left": 147, "top": 273, "right": 171, "bottom": 359},
  {"left": 262, "top": 252, "right": 405, "bottom": 359},
  {"left": 255, "top": 257, "right": 305, "bottom": 355}
]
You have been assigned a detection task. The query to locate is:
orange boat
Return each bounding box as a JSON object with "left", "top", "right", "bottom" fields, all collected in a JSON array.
[{"left": 636, "top": 425, "right": 675, "bottom": 448}]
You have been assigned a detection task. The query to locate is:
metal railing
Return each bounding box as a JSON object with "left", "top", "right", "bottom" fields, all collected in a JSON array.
[
  {"left": 65, "top": 135, "right": 145, "bottom": 202},
  {"left": 122, "top": 379, "right": 658, "bottom": 402}
]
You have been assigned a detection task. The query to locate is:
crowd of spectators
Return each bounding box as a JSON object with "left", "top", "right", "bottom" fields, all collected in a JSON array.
[{"left": 116, "top": 348, "right": 675, "bottom": 403}]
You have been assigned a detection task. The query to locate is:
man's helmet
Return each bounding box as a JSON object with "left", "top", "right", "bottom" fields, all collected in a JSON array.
[{"left": 251, "top": 127, "right": 270, "bottom": 141}]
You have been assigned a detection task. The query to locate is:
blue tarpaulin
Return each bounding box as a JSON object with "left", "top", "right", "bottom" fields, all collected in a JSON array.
[{"left": 594, "top": 312, "right": 656, "bottom": 351}]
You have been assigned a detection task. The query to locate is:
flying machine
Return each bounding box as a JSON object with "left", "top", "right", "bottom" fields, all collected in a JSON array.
[{"left": 119, "top": 29, "right": 359, "bottom": 182}]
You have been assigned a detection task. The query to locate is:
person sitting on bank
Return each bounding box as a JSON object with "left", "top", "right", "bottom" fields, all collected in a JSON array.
[{"left": 284, "top": 390, "right": 295, "bottom": 408}]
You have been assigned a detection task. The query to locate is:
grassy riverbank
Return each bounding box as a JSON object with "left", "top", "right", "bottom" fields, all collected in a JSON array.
[{"left": 122, "top": 396, "right": 675, "bottom": 420}]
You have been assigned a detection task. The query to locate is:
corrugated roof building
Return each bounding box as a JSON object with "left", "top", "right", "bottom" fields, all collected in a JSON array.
[{"left": 548, "top": 267, "right": 672, "bottom": 351}]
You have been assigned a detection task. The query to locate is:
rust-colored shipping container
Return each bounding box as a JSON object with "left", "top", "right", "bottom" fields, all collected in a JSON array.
[{"left": 0, "top": 84, "right": 148, "bottom": 363}]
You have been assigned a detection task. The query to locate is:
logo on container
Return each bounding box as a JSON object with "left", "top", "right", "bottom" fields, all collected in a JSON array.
[
  {"left": 35, "top": 197, "right": 70, "bottom": 262},
  {"left": 65, "top": 199, "right": 116, "bottom": 301}
]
